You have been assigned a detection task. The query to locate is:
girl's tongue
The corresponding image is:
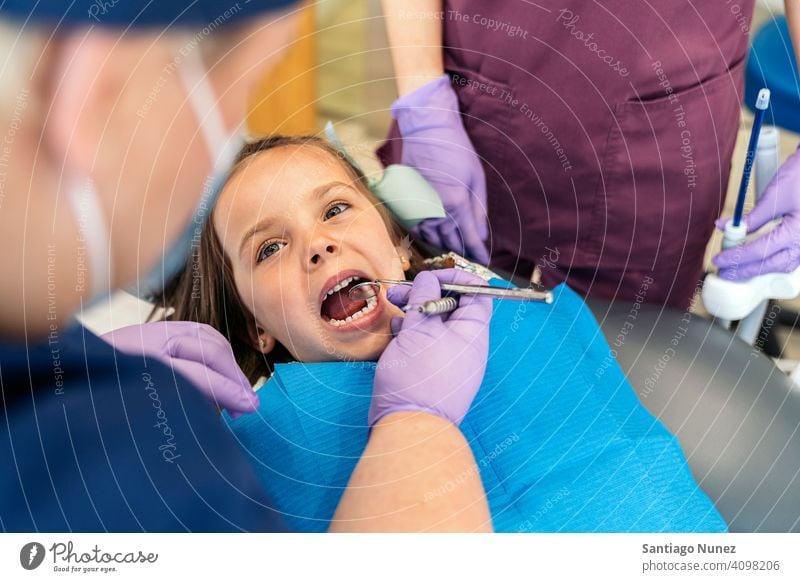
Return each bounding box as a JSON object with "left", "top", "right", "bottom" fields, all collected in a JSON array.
[{"left": 321, "top": 280, "right": 367, "bottom": 321}]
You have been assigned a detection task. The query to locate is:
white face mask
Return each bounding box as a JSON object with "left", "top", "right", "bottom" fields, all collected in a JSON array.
[
  {"left": 67, "top": 40, "right": 244, "bottom": 303},
  {"left": 137, "top": 42, "right": 245, "bottom": 298},
  {"left": 66, "top": 176, "right": 111, "bottom": 302}
]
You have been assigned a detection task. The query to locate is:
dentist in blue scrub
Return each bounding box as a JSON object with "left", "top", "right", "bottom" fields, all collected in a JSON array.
[{"left": 0, "top": 1, "right": 492, "bottom": 532}]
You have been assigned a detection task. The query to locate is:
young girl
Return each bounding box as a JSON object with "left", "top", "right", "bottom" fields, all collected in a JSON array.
[
  {"left": 161, "top": 134, "right": 432, "bottom": 380},
  {"left": 155, "top": 134, "right": 727, "bottom": 533}
]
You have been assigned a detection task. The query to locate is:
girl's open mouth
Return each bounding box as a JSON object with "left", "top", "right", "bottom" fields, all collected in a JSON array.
[{"left": 320, "top": 275, "right": 381, "bottom": 329}]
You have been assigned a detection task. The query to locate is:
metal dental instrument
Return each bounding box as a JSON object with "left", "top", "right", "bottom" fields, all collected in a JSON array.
[{"left": 348, "top": 278, "right": 554, "bottom": 310}]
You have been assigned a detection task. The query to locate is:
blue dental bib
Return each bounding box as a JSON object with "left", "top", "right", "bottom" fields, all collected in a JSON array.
[{"left": 225, "top": 283, "right": 726, "bottom": 532}]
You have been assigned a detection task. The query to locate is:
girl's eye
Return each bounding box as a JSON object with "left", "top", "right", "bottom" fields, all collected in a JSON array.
[
  {"left": 256, "top": 241, "right": 285, "bottom": 263},
  {"left": 324, "top": 202, "right": 350, "bottom": 220}
]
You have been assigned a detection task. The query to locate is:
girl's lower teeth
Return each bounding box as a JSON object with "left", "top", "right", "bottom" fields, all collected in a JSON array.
[{"left": 330, "top": 297, "right": 377, "bottom": 327}]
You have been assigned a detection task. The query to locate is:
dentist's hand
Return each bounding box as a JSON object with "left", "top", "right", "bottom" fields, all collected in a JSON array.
[
  {"left": 714, "top": 145, "right": 800, "bottom": 281},
  {"left": 393, "top": 75, "right": 490, "bottom": 265},
  {"left": 102, "top": 321, "right": 259, "bottom": 418},
  {"left": 369, "top": 269, "right": 493, "bottom": 427}
]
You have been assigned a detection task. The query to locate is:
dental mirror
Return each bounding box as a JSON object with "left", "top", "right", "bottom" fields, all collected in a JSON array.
[{"left": 348, "top": 281, "right": 382, "bottom": 301}]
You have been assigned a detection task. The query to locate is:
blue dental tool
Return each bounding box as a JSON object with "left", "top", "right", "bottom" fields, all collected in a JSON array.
[{"left": 733, "top": 88, "right": 771, "bottom": 228}]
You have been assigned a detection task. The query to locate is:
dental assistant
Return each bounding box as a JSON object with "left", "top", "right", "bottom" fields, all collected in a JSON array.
[
  {"left": 379, "top": 0, "right": 800, "bottom": 308},
  {"left": 0, "top": 2, "right": 491, "bottom": 532}
]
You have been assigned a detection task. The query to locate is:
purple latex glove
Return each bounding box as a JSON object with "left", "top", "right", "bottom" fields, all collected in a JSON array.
[
  {"left": 102, "top": 321, "right": 259, "bottom": 418},
  {"left": 393, "top": 75, "right": 490, "bottom": 264},
  {"left": 369, "top": 269, "right": 493, "bottom": 427},
  {"left": 714, "top": 145, "right": 800, "bottom": 281}
]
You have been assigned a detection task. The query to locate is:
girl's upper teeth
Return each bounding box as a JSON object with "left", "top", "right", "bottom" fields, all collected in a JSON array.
[{"left": 327, "top": 275, "right": 357, "bottom": 296}]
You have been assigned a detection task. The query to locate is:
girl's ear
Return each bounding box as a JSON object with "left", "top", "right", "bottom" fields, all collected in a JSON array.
[
  {"left": 395, "top": 235, "right": 413, "bottom": 272},
  {"left": 254, "top": 327, "right": 276, "bottom": 354},
  {"left": 399, "top": 253, "right": 411, "bottom": 272}
]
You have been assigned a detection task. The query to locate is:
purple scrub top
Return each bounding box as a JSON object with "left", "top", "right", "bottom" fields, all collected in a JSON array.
[{"left": 380, "top": 0, "right": 754, "bottom": 308}]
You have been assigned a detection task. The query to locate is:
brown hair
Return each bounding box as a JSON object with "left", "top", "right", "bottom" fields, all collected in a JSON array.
[{"left": 152, "top": 135, "right": 428, "bottom": 383}]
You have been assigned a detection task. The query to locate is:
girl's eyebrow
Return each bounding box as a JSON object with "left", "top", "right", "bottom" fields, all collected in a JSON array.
[{"left": 237, "top": 181, "right": 352, "bottom": 259}]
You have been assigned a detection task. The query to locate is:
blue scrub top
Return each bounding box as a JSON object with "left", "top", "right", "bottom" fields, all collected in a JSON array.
[
  {"left": 0, "top": 0, "right": 297, "bottom": 28},
  {"left": 0, "top": 324, "right": 286, "bottom": 531}
]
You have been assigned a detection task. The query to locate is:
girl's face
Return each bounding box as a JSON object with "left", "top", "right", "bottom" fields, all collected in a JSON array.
[{"left": 213, "top": 144, "right": 408, "bottom": 362}]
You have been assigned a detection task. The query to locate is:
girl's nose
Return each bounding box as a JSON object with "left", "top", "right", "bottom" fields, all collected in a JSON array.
[{"left": 310, "top": 243, "right": 337, "bottom": 265}]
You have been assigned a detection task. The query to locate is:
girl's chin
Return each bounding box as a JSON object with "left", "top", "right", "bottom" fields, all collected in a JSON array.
[{"left": 317, "top": 334, "right": 393, "bottom": 364}]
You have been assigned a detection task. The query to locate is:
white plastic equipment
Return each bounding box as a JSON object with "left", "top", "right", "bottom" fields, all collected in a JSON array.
[{"left": 702, "top": 125, "right": 800, "bottom": 389}]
